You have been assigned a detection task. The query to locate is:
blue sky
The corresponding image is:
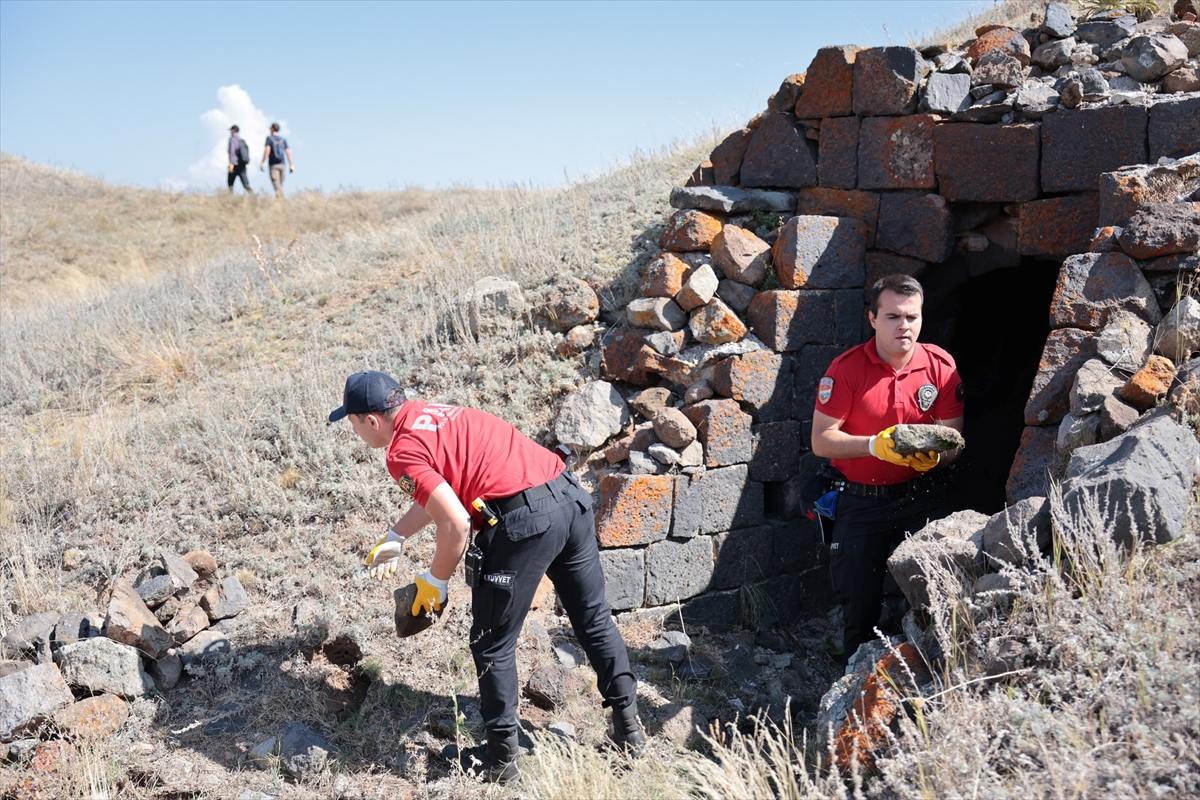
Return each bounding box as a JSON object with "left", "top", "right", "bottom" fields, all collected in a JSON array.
[{"left": 0, "top": 0, "right": 986, "bottom": 192}]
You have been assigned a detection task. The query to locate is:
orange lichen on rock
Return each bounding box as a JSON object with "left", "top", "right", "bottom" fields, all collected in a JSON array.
[
  {"left": 642, "top": 252, "right": 691, "bottom": 298},
  {"left": 832, "top": 643, "right": 923, "bottom": 774},
  {"left": 966, "top": 26, "right": 1030, "bottom": 66},
  {"left": 53, "top": 693, "right": 129, "bottom": 738},
  {"left": 659, "top": 210, "right": 723, "bottom": 252},
  {"left": 1120, "top": 355, "right": 1178, "bottom": 410},
  {"left": 595, "top": 473, "right": 674, "bottom": 547}
]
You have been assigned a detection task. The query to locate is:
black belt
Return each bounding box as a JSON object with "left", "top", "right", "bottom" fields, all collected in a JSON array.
[
  {"left": 843, "top": 477, "right": 919, "bottom": 499},
  {"left": 493, "top": 472, "right": 573, "bottom": 516}
]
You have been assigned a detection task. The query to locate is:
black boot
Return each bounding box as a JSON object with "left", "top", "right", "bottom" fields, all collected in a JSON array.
[
  {"left": 611, "top": 702, "right": 647, "bottom": 755},
  {"left": 442, "top": 734, "right": 520, "bottom": 784}
]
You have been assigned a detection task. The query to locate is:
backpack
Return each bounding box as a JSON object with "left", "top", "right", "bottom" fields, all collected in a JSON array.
[
  {"left": 269, "top": 135, "right": 286, "bottom": 162},
  {"left": 236, "top": 138, "right": 250, "bottom": 165}
]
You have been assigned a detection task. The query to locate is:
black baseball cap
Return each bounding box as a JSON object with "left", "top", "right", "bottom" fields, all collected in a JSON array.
[
  {"left": 329, "top": 371, "right": 405, "bottom": 422},
  {"left": 230, "top": 125, "right": 239, "bottom": 132}
]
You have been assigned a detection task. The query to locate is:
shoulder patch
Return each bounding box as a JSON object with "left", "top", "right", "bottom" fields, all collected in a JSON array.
[
  {"left": 397, "top": 475, "right": 416, "bottom": 496},
  {"left": 956, "top": 382, "right": 965, "bottom": 403},
  {"left": 818, "top": 376, "right": 834, "bottom": 404}
]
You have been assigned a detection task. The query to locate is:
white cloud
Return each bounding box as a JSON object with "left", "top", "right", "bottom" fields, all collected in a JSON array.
[{"left": 187, "top": 85, "right": 288, "bottom": 187}]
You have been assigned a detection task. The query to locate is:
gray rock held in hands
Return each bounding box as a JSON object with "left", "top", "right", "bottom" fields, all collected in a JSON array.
[
  {"left": 1154, "top": 296, "right": 1200, "bottom": 363},
  {"left": 555, "top": 381, "right": 630, "bottom": 451},
  {"left": 0, "top": 662, "right": 74, "bottom": 740},
  {"left": 1063, "top": 411, "right": 1200, "bottom": 547},
  {"left": 889, "top": 424, "right": 965, "bottom": 456},
  {"left": 55, "top": 637, "right": 154, "bottom": 699}
]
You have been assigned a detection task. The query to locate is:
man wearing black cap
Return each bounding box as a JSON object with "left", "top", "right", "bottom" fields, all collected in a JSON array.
[
  {"left": 329, "top": 371, "right": 644, "bottom": 783},
  {"left": 227, "top": 125, "right": 252, "bottom": 193}
]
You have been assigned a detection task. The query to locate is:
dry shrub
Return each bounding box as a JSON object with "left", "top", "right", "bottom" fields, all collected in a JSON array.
[{"left": 872, "top": 486, "right": 1200, "bottom": 798}]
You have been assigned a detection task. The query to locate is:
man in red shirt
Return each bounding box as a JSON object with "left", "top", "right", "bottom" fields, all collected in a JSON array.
[
  {"left": 329, "top": 371, "right": 642, "bottom": 782},
  {"left": 811, "top": 275, "right": 964, "bottom": 663}
]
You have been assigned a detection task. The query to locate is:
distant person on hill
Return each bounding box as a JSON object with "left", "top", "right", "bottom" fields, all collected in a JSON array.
[
  {"left": 226, "top": 125, "right": 252, "bottom": 194},
  {"left": 329, "top": 371, "right": 645, "bottom": 784},
  {"left": 260, "top": 123, "right": 294, "bottom": 199}
]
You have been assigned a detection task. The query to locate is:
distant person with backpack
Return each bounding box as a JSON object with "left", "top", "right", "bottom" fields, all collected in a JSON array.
[
  {"left": 260, "top": 123, "right": 294, "bottom": 199},
  {"left": 227, "top": 125, "right": 252, "bottom": 193}
]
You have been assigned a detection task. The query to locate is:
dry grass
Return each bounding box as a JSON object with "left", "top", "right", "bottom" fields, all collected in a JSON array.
[
  {"left": 916, "top": 0, "right": 1048, "bottom": 48},
  {"left": 0, "top": 153, "right": 461, "bottom": 310}
]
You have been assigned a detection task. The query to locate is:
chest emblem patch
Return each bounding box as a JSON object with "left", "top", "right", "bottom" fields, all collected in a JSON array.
[
  {"left": 917, "top": 383, "right": 938, "bottom": 413},
  {"left": 397, "top": 475, "right": 416, "bottom": 496},
  {"left": 818, "top": 377, "right": 834, "bottom": 404}
]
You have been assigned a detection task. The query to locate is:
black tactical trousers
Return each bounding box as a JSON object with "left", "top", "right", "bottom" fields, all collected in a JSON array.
[
  {"left": 829, "top": 480, "right": 949, "bottom": 662},
  {"left": 470, "top": 472, "right": 636, "bottom": 757},
  {"left": 227, "top": 163, "right": 251, "bottom": 192}
]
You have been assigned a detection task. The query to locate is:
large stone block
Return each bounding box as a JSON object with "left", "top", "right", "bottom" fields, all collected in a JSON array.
[
  {"left": 672, "top": 474, "right": 704, "bottom": 538},
  {"left": 669, "top": 186, "right": 796, "bottom": 215},
  {"left": 933, "top": 123, "right": 1040, "bottom": 202},
  {"left": 711, "top": 128, "right": 752, "bottom": 186},
  {"left": 1098, "top": 157, "right": 1200, "bottom": 228},
  {"left": 601, "top": 328, "right": 654, "bottom": 386},
  {"left": 1042, "top": 106, "right": 1148, "bottom": 193},
  {"left": 660, "top": 210, "right": 724, "bottom": 252},
  {"left": 1048, "top": 252, "right": 1162, "bottom": 331},
  {"left": 680, "top": 588, "right": 740, "bottom": 631},
  {"left": 709, "top": 349, "right": 792, "bottom": 421},
  {"left": 596, "top": 474, "right": 674, "bottom": 547},
  {"left": 771, "top": 518, "right": 821, "bottom": 574},
  {"left": 740, "top": 114, "right": 818, "bottom": 189},
  {"left": 1062, "top": 411, "right": 1200, "bottom": 546},
  {"left": 713, "top": 527, "right": 773, "bottom": 589},
  {"left": 749, "top": 421, "right": 802, "bottom": 481},
  {"left": 794, "top": 188, "right": 880, "bottom": 247},
  {"left": 748, "top": 289, "right": 863, "bottom": 352},
  {"left": 1024, "top": 328, "right": 1098, "bottom": 425},
  {"left": 875, "top": 193, "right": 954, "bottom": 263},
  {"left": 1018, "top": 194, "right": 1099, "bottom": 258},
  {"left": 792, "top": 345, "right": 848, "bottom": 420},
  {"left": 599, "top": 548, "right": 645, "bottom": 611},
  {"left": 864, "top": 251, "right": 924, "bottom": 290},
  {"left": 796, "top": 46, "right": 860, "bottom": 119},
  {"left": 681, "top": 399, "right": 753, "bottom": 466},
  {"left": 645, "top": 537, "right": 714, "bottom": 605},
  {"left": 853, "top": 47, "right": 927, "bottom": 116},
  {"left": 692, "top": 464, "right": 764, "bottom": 534},
  {"left": 1118, "top": 202, "right": 1200, "bottom": 260},
  {"left": 818, "top": 116, "right": 860, "bottom": 189},
  {"left": 1149, "top": 95, "right": 1200, "bottom": 161},
  {"left": 857, "top": 115, "right": 937, "bottom": 191},
  {"left": 772, "top": 216, "right": 867, "bottom": 289}
]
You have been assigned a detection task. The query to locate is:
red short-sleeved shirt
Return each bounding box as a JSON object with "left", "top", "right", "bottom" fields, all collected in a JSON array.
[
  {"left": 386, "top": 403, "right": 562, "bottom": 516},
  {"left": 816, "top": 339, "right": 964, "bottom": 485}
]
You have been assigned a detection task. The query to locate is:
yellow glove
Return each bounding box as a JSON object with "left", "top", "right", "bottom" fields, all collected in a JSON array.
[
  {"left": 289, "top": 165, "right": 295, "bottom": 173},
  {"left": 364, "top": 530, "right": 405, "bottom": 582},
  {"left": 908, "top": 451, "right": 940, "bottom": 473},
  {"left": 869, "top": 427, "right": 940, "bottom": 472},
  {"left": 228, "top": 164, "right": 234, "bottom": 173},
  {"left": 413, "top": 571, "right": 448, "bottom": 616}
]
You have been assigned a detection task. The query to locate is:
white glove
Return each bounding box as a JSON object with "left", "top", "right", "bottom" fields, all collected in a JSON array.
[{"left": 365, "top": 530, "right": 406, "bottom": 581}]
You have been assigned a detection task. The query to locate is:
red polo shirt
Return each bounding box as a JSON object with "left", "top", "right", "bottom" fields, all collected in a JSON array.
[
  {"left": 386, "top": 403, "right": 562, "bottom": 515},
  {"left": 816, "top": 339, "right": 964, "bottom": 485}
]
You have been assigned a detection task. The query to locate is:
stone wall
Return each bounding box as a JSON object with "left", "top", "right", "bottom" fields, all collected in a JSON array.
[{"left": 553, "top": 4, "right": 1200, "bottom": 626}]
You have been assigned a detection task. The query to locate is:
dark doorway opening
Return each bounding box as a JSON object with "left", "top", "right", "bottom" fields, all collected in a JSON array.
[{"left": 919, "top": 257, "right": 1061, "bottom": 514}]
